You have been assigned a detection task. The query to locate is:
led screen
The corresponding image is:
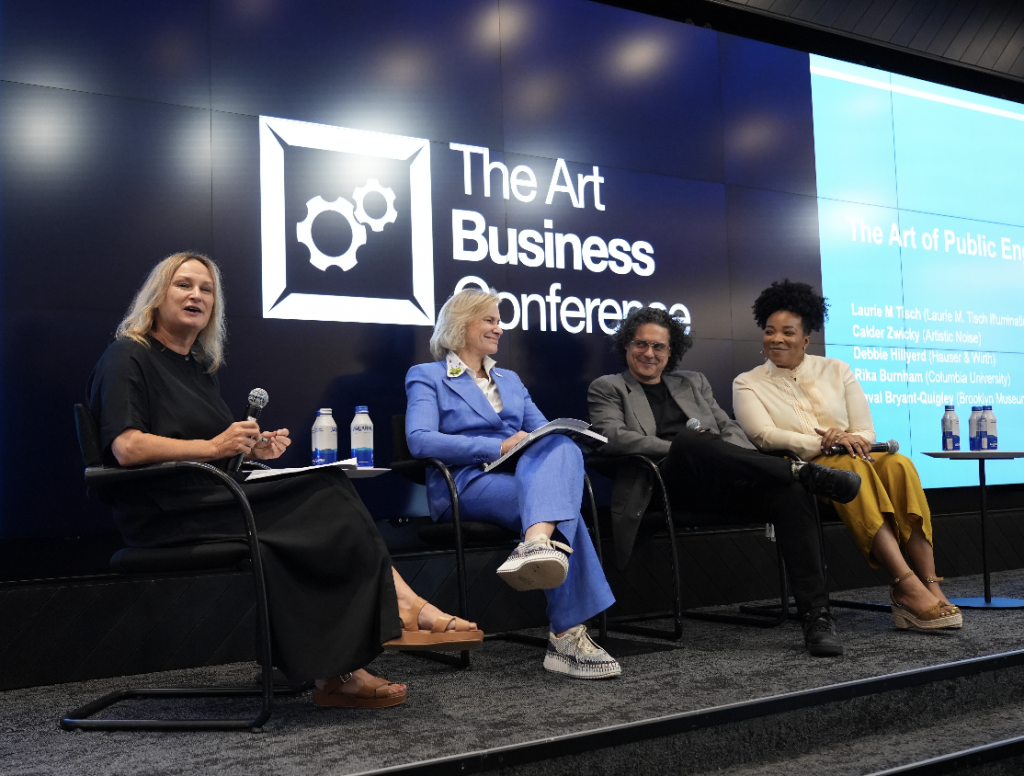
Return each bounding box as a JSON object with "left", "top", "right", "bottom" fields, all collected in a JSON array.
[
  {"left": 0, "top": 0, "right": 1019, "bottom": 546},
  {"left": 812, "top": 55, "right": 1024, "bottom": 488}
]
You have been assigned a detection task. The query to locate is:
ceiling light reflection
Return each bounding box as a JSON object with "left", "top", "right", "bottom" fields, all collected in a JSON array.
[
  {"left": 474, "top": 2, "right": 528, "bottom": 50},
  {"left": 610, "top": 34, "right": 671, "bottom": 82}
]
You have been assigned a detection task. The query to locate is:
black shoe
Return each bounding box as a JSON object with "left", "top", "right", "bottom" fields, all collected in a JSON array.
[
  {"left": 798, "top": 462, "right": 861, "bottom": 504},
  {"left": 802, "top": 607, "right": 844, "bottom": 657}
]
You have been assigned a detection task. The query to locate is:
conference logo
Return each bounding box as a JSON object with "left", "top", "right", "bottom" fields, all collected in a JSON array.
[{"left": 259, "top": 116, "right": 435, "bottom": 325}]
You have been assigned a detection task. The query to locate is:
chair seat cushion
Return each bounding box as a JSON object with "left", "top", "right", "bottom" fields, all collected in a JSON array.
[
  {"left": 110, "top": 541, "right": 251, "bottom": 574},
  {"left": 418, "top": 522, "right": 519, "bottom": 547}
]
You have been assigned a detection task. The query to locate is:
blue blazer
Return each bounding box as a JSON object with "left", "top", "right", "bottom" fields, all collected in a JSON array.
[{"left": 405, "top": 360, "right": 548, "bottom": 520}]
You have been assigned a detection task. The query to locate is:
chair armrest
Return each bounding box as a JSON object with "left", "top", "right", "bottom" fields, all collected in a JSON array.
[
  {"left": 586, "top": 452, "right": 664, "bottom": 479},
  {"left": 84, "top": 461, "right": 221, "bottom": 486}
]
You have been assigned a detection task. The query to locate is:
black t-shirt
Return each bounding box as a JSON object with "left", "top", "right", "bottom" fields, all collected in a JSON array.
[
  {"left": 87, "top": 335, "right": 233, "bottom": 467},
  {"left": 641, "top": 380, "right": 689, "bottom": 441}
]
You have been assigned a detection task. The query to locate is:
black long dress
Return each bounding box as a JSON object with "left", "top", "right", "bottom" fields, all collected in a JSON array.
[{"left": 86, "top": 335, "right": 402, "bottom": 681}]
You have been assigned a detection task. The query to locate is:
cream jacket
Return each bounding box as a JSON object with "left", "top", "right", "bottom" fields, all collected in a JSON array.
[{"left": 732, "top": 355, "right": 876, "bottom": 460}]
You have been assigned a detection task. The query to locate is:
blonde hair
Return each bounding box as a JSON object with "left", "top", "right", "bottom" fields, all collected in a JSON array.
[
  {"left": 116, "top": 252, "right": 227, "bottom": 372},
  {"left": 429, "top": 287, "right": 501, "bottom": 360}
]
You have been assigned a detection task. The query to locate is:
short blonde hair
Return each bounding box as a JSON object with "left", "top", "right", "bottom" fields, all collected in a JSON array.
[
  {"left": 116, "top": 252, "right": 227, "bottom": 372},
  {"left": 430, "top": 287, "right": 501, "bottom": 360}
]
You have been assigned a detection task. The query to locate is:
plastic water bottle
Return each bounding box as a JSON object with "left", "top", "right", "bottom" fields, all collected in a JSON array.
[
  {"left": 969, "top": 406, "right": 983, "bottom": 450},
  {"left": 311, "top": 408, "right": 338, "bottom": 465},
  {"left": 351, "top": 406, "right": 374, "bottom": 468},
  {"left": 981, "top": 405, "right": 998, "bottom": 450},
  {"left": 941, "top": 406, "right": 960, "bottom": 451}
]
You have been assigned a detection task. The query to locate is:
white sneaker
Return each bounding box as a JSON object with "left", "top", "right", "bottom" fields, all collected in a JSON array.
[
  {"left": 496, "top": 535, "right": 572, "bottom": 591},
  {"left": 543, "top": 625, "right": 622, "bottom": 679}
]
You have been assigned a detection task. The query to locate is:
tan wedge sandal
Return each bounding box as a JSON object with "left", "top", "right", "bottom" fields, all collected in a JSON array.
[
  {"left": 382, "top": 595, "right": 484, "bottom": 652},
  {"left": 922, "top": 575, "right": 961, "bottom": 616},
  {"left": 890, "top": 571, "right": 963, "bottom": 630}
]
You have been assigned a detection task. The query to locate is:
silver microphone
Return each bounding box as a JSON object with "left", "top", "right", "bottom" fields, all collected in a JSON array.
[
  {"left": 229, "top": 388, "right": 270, "bottom": 474},
  {"left": 828, "top": 438, "right": 899, "bottom": 455},
  {"left": 244, "top": 388, "right": 269, "bottom": 421},
  {"left": 685, "top": 418, "right": 702, "bottom": 432}
]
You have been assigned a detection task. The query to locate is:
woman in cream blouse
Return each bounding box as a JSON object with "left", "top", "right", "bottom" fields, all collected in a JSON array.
[{"left": 733, "top": 280, "right": 961, "bottom": 632}]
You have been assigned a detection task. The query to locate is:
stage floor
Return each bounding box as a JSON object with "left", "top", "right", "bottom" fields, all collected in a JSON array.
[{"left": 6, "top": 569, "right": 1024, "bottom": 776}]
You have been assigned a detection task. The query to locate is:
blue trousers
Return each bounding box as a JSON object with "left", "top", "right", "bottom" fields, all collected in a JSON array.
[{"left": 440, "top": 435, "right": 615, "bottom": 633}]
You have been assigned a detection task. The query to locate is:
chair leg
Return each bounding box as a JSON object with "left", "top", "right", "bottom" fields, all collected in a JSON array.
[
  {"left": 62, "top": 483, "right": 280, "bottom": 731},
  {"left": 604, "top": 460, "right": 686, "bottom": 640},
  {"left": 582, "top": 474, "right": 609, "bottom": 641}
]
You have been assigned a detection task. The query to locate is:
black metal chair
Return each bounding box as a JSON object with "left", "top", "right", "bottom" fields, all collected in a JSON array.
[
  {"left": 390, "top": 415, "right": 605, "bottom": 665},
  {"left": 739, "top": 448, "right": 888, "bottom": 619},
  {"left": 61, "top": 404, "right": 300, "bottom": 732},
  {"left": 586, "top": 452, "right": 792, "bottom": 641}
]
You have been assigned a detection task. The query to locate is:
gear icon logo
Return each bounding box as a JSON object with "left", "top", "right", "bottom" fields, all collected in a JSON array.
[
  {"left": 353, "top": 179, "right": 398, "bottom": 232},
  {"left": 296, "top": 195, "right": 368, "bottom": 272},
  {"left": 296, "top": 179, "right": 398, "bottom": 272}
]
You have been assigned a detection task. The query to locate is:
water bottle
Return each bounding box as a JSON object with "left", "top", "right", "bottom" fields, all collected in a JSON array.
[
  {"left": 981, "top": 405, "right": 998, "bottom": 450},
  {"left": 351, "top": 406, "right": 374, "bottom": 468},
  {"left": 968, "top": 406, "right": 983, "bottom": 450},
  {"left": 941, "top": 406, "right": 960, "bottom": 451},
  {"left": 311, "top": 408, "right": 338, "bottom": 465}
]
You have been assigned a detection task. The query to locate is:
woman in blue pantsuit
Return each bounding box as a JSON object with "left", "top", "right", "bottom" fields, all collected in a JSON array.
[{"left": 405, "top": 288, "right": 619, "bottom": 679}]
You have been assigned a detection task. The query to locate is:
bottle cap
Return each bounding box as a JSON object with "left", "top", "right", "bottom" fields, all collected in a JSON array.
[
  {"left": 984, "top": 405, "right": 992, "bottom": 410},
  {"left": 318, "top": 408, "right": 332, "bottom": 415},
  {"left": 944, "top": 405, "right": 954, "bottom": 410},
  {"left": 355, "top": 405, "right": 368, "bottom": 413},
  {"left": 972, "top": 406, "right": 982, "bottom": 411}
]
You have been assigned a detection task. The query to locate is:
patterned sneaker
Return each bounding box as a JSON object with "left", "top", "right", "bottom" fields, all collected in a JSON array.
[
  {"left": 496, "top": 535, "right": 573, "bottom": 591},
  {"left": 543, "top": 625, "right": 622, "bottom": 679}
]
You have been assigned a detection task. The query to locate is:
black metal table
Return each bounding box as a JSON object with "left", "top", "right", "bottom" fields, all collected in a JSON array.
[{"left": 924, "top": 451, "right": 1024, "bottom": 609}]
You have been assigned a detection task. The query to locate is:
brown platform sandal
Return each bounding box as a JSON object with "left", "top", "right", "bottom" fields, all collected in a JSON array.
[
  {"left": 312, "top": 673, "right": 406, "bottom": 709},
  {"left": 922, "top": 575, "right": 961, "bottom": 615},
  {"left": 382, "top": 595, "right": 484, "bottom": 652},
  {"left": 890, "top": 571, "right": 963, "bottom": 630}
]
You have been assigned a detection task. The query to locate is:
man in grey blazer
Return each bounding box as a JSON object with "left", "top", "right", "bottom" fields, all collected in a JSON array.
[{"left": 588, "top": 307, "right": 860, "bottom": 657}]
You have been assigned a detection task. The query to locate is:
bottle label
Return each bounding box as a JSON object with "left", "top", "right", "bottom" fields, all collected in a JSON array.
[
  {"left": 353, "top": 447, "right": 374, "bottom": 467},
  {"left": 943, "top": 433, "right": 960, "bottom": 451},
  {"left": 313, "top": 448, "right": 338, "bottom": 466},
  {"left": 987, "top": 434, "right": 997, "bottom": 450}
]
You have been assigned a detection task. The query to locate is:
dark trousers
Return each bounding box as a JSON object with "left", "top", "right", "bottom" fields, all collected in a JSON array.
[{"left": 659, "top": 430, "right": 828, "bottom": 612}]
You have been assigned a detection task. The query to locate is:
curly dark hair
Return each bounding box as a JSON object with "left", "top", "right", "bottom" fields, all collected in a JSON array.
[
  {"left": 611, "top": 307, "right": 693, "bottom": 373},
  {"left": 751, "top": 280, "right": 829, "bottom": 334}
]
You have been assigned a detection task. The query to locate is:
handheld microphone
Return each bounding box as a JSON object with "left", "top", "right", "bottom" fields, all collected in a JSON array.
[
  {"left": 228, "top": 388, "right": 270, "bottom": 474},
  {"left": 828, "top": 439, "right": 899, "bottom": 455},
  {"left": 243, "top": 387, "right": 269, "bottom": 422},
  {"left": 685, "top": 418, "right": 702, "bottom": 432}
]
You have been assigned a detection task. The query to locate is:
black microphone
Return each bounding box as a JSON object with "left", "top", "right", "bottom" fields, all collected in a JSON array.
[
  {"left": 828, "top": 438, "right": 899, "bottom": 455},
  {"left": 228, "top": 388, "right": 270, "bottom": 474}
]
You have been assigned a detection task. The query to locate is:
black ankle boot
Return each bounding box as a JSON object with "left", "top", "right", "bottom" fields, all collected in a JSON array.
[
  {"left": 797, "top": 462, "right": 861, "bottom": 504},
  {"left": 801, "top": 607, "right": 843, "bottom": 657}
]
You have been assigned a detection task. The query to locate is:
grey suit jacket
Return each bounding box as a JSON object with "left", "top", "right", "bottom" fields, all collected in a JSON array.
[{"left": 587, "top": 370, "right": 755, "bottom": 568}]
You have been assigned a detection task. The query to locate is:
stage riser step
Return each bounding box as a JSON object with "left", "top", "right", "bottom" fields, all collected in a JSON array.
[{"left": 368, "top": 657, "right": 1024, "bottom": 776}]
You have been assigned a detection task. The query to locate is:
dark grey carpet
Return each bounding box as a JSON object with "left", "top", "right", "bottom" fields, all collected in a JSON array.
[{"left": 5, "top": 569, "right": 1024, "bottom": 776}]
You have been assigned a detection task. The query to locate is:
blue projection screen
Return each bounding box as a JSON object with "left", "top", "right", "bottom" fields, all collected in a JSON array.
[{"left": 811, "top": 55, "right": 1024, "bottom": 488}]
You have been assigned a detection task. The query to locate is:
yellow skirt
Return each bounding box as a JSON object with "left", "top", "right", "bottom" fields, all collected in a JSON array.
[{"left": 807, "top": 452, "right": 932, "bottom": 568}]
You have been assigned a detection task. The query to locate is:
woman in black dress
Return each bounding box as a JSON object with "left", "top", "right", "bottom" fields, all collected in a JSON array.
[{"left": 87, "top": 252, "right": 481, "bottom": 708}]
